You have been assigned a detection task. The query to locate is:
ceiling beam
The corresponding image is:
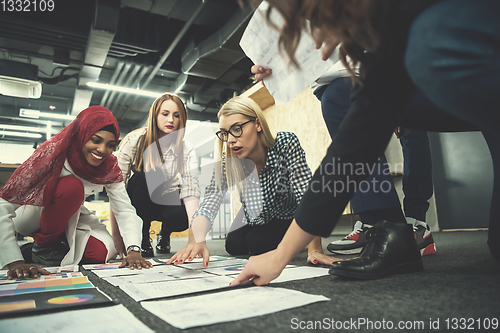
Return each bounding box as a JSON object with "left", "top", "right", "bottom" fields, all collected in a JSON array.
[{"left": 72, "top": 0, "right": 120, "bottom": 115}]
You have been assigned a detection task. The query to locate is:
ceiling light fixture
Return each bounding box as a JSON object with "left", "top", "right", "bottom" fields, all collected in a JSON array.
[
  {"left": 19, "top": 108, "right": 75, "bottom": 121},
  {"left": 0, "top": 130, "right": 42, "bottom": 139},
  {"left": 0, "top": 123, "right": 59, "bottom": 134},
  {"left": 86, "top": 82, "right": 162, "bottom": 98}
]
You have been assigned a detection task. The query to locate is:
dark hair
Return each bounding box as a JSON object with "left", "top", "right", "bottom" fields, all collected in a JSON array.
[{"left": 98, "top": 124, "right": 116, "bottom": 136}]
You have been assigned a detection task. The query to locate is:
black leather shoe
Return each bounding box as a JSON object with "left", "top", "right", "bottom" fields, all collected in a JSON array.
[
  {"left": 487, "top": 240, "right": 500, "bottom": 264},
  {"left": 20, "top": 242, "right": 34, "bottom": 263},
  {"left": 329, "top": 220, "right": 423, "bottom": 280},
  {"left": 32, "top": 241, "right": 69, "bottom": 266},
  {"left": 156, "top": 234, "right": 171, "bottom": 254},
  {"left": 141, "top": 238, "right": 154, "bottom": 258}
]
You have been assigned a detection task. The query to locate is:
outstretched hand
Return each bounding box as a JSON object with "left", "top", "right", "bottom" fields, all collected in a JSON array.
[
  {"left": 166, "top": 241, "right": 210, "bottom": 267},
  {"left": 119, "top": 251, "right": 153, "bottom": 270},
  {"left": 7, "top": 260, "right": 50, "bottom": 280},
  {"left": 230, "top": 249, "right": 287, "bottom": 286}
]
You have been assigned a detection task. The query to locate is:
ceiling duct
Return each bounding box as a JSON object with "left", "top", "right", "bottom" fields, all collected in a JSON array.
[
  {"left": 72, "top": 0, "right": 120, "bottom": 115},
  {"left": 180, "top": 2, "right": 253, "bottom": 80}
]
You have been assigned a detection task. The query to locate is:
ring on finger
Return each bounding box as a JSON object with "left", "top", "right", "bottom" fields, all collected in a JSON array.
[{"left": 29, "top": 266, "right": 37, "bottom": 270}]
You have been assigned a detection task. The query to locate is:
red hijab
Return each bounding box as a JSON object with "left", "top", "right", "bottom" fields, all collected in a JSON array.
[{"left": 0, "top": 106, "right": 123, "bottom": 207}]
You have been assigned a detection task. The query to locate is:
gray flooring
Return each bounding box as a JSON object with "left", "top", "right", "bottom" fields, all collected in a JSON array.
[{"left": 78, "top": 229, "right": 500, "bottom": 332}]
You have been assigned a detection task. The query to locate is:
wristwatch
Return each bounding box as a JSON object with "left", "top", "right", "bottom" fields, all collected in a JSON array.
[{"left": 127, "top": 245, "right": 141, "bottom": 254}]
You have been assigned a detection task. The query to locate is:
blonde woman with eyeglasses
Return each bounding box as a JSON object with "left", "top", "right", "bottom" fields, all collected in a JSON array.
[{"left": 167, "top": 96, "right": 315, "bottom": 267}]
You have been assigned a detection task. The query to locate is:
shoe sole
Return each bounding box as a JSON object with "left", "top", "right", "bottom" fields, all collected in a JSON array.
[
  {"left": 415, "top": 229, "right": 437, "bottom": 257},
  {"left": 329, "top": 259, "right": 424, "bottom": 280},
  {"left": 327, "top": 247, "right": 363, "bottom": 255},
  {"left": 421, "top": 244, "right": 437, "bottom": 256}
]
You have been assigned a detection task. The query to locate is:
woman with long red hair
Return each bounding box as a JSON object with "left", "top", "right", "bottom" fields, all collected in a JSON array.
[{"left": 0, "top": 106, "right": 152, "bottom": 280}]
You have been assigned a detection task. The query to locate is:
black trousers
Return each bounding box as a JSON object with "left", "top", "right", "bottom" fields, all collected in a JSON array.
[
  {"left": 225, "top": 208, "right": 292, "bottom": 256},
  {"left": 126, "top": 172, "right": 188, "bottom": 241}
]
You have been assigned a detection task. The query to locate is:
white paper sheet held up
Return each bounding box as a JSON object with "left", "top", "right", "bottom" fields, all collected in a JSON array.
[
  {"left": 121, "top": 275, "right": 234, "bottom": 302},
  {"left": 142, "top": 287, "right": 329, "bottom": 329},
  {"left": 0, "top": 304, "right": 153, "bottom": 333},
  {"left": 239, "top": 1, "right": 337, "bottom": 105}
]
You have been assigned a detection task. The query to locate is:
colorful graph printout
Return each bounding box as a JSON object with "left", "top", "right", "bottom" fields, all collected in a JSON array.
[
  {"left": 0, "top": 288, "right": 112, "bottom": 317},
  {"left": 0, "top": 276, "right": 93, "bottom": 297},
  {"left": 0, "top": 272, "right": 83, "bottom": 285},
  {"left": 0, "top": 299, "right": 36, "bottom": 313}
]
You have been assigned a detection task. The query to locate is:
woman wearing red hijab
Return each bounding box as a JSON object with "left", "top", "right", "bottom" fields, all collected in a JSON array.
[{"left": 0, "top": 106, "right": 152, "bottom": 279}]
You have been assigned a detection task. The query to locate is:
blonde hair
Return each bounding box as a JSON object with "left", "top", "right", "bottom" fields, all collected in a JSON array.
[
  {"left": 215, "top": 96, "right": 275, "bottom": 194},
  {"left": 132, "top": 93, "right": 187, "bottom": 173}
]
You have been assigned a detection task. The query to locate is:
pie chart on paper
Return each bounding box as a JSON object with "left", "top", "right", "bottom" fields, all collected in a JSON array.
[{"left": 46, "top": 294, "right": 94, "bottom": 305}]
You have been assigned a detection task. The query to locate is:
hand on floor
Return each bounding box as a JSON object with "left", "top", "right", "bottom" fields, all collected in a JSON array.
[
  {"left": 166, "top": 241, "right": 209, "bottom": 267},
  {"left": 307, "top": 250, "right": 343, "bottom": 266},
  {"left": 7, "top": 261, "right": 50, "bottom": 279},
  {"left": 230, "top": 249, "right": 286, "bottom": 286},
  {"left": 119, "top": 251, "right": 153, "bottom": 270}
]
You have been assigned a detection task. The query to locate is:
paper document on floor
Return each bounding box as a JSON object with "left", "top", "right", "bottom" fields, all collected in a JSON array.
[
  {"left": 271, "top": 266, "right": 330, "bottom": 284},
  {"left": 121, "top": 275, "right": 234, "bottom": 302},
  {"left": 203, "top": 264, "right": 297, "bottom": 276},
  {"left": 142, "top": 286, "right": 329, "bottom": 329},
  {"left": 179, "top": 258, "right": 248, "bottom": 270},
  {"left": 0, "top": 304, "right": 152, "bottom": 333},
  {"left": 156, "top": 256, "right": 235, "bottom": 265},
  {"left": 103, "top": 266, "right": 213, "bottom": 286}
]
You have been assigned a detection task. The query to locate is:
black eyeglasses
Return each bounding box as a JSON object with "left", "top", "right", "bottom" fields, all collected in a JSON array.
[{"left": 216, "top": 119, "right": 255, "bottom": 142}]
